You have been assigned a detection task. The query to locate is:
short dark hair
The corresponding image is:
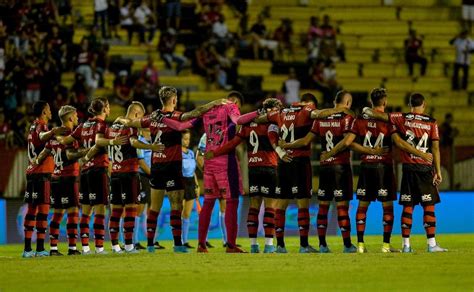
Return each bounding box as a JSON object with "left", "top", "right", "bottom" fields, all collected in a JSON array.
[
  {"left": 300, "top": 93, "right": 318, "bottom": 107},
  {"left": 334, "top": 90, "right": 350, "bottom": 104},
  {"left": 33, "top": 101, "right": 48, "bottom": 117},
  {"left": 409, "top": 93, "right": 425, "bottom": 107},
  {"left": 227, "top": 91, "right": 244, "bottom": 105},
  {"left": 262, "top": 98, "right": 282, "bottom": 110},
  {"left": 88, "top": 97, "right": 109, "bottom": 116},
  {"left": 370, "top": 88, "right": 387, "bottom": 106}
]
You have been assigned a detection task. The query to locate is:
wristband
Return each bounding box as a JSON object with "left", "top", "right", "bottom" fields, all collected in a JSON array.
[
  {"left": 109, "top": 140, "right": 114, "bottom": 145},
  {"left": 275, "top": 146, "right": 287, "bottom": 159}
]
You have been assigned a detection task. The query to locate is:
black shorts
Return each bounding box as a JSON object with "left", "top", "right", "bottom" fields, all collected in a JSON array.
[
  {"left": 249, "top": 166, "right": 277, "bottom": 198},
  {"left": 277, "top": 157, "right": 312, "bottom": 200},
  {"left": 399, "top": 166, "right": 440, "bottom": 206},
  {"left": 110, "top": 172, "right": 140, "bottom": 205},
  {"left": 356, "top": 163, "right": 396, "bottom": 202},
  {"left": 138, "top": 173, "right": 151, "bottom": 205},
  {"left": 79, "top": 168, "right": 109, "bottom": 206},
  {"left": 317, "top": 164, "right": 353, "bottom": 202},
  {"left": 51, "top": 176, "right": 79, "bottom": 209},
  {"left": 150, "top": 161, "right": 184, "bottom": 192},
  {"left": 24, "top": 174, "right": 51, "bottom": 205},
  {"left": 183, "top": 177, "right": 197, "bottom": 201}
]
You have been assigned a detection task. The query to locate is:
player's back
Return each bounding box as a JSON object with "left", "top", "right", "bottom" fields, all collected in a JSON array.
[
  {"left": 312, "top": 112, "right": 354, "bottom": 165},
  {"left": 106, "top": 123, "right": 139, "bottom": 173},
  {"left": 351, "top": 113, "right": 394, "bottom": 164},
  {"left": 47, "top": 128, "right": 80, "bottom": 177},
  {"left": 389, "top": 112, "right": 438, "bottom": 169},
  {"left": 203, "top": 103, "right": 240, "bottom": 169},
  {"left": 27, "top": 119, "right": 54, "bottom": 174},
  {"left": 72, "top": 117, "right": 108, "bottom": 171},
  {"left": 238, "top": 122, "right": 277, "bottom": 168}
]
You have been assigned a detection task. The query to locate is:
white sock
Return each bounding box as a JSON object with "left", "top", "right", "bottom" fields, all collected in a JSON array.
[
  {"left": 83, "top": 246, "right": 90, "bottom": 252},
  {"left": 96, "top": 247, "right": 104, "bottom": 253},
  {"left": 50, "top": 246, "right": 58, "bottom": 251},
  {"left": 69, "top": 246, "right": 77, "bottom": 250},
  {"left": 112, "top": 244, "right": 121, "bottom": 252},
  {"left": 427, "top": 237, "right": 436, "bottom": 247},
  {"left": 125, "top": 244, "right": 134, "bottom": 251},
  {"left": 264, "top": 238, "right": 273, "bottom": 246},
  {"left": 403, "top": 237, "right": 410, "bottom": 247},
  {"left": 250, "top": 238, "right": 258, "bottom": 245}
]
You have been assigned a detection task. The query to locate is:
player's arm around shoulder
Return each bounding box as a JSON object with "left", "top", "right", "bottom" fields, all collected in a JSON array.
[{"left": 362, "top": 107, "right": 389, "bottom": 122}]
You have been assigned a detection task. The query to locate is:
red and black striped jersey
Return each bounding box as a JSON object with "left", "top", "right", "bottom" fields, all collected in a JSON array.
[
  {"left": 389, "top": 112, "right": 439, "bottom": 166},
  {"left": 26, "top": 119, "right": 54, "bottom": 175},
  {"left": 141, "top": 110, "right": 196, "bottom": 164},
  {"left": 267, "top": 103, "right": 315, "bottom": 158},
  {"left": 311, "top": 112, "right": 354, "bottom": 166},
  {"left": 237, "top": 122, "right": 279, "bottom": 168},
  {"left": 45, "top": 129, "right": 80, "bottom": 177},
  {"left": 105, "top": 123, "right": 139, "bottom": 173},
  {"left": 72, "top": 117, "right": 109, "bottom": 171},
  {"left": 350, "top": 112, "right": 396, "bottom": 164}
]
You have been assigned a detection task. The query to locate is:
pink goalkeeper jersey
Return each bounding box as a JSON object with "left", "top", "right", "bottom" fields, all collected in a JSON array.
[{"left": 202, "top": 103, "right": 241, "bottom": 171}]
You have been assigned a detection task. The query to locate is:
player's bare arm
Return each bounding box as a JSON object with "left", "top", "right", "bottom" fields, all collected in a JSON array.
[
  {"left": 130, "top": 137, "right": 165, "bottom": 152},
  {"left": 39, "top": 127, "right": 67, "bottom": 142},
  {"left": 362, "top": 107, "right": 389, "bottom": 122},
  {"left": 115, "top": 117, "right": 143, "bottom": 128},
  {"left": 280, "top": 132, "right": 316, "bottom": 149},
  {"left": 320, "top": 133, "right": 356, "bottom": 161},
  {"left": 204, "top": 136, "right": 243, "bottom": 160},
  {"left": 58, "top": 134, "right": 76, "bottom": 145},
  {"left": 391, "top": 133, "right": 433, "bottom": 163},
  {"left": 349, "top": 142, "right": 388, "bottom": 156},
  {"left": 180, "top": 98, "right": 228, "bottom": 121},
  {"left": 64, "top": 148, "right": 88, "bottom": 161},
  {"left": 432, "top": 140, "right": 442, "bottom": 185},
  {"left": 268, "top": 123, "right": 292, "bottom": 162},
  {"left": 95, "top": 133, "right": 129, "bottom": 147},
  {"left": 34, "top": 148, "right": 51, "bottom": 165},
  {"left": 138, "top": 158, "right": 151, "bottom": 175},
  {"left": 311, "top": 108, "right": 355, "bottom": 119}
]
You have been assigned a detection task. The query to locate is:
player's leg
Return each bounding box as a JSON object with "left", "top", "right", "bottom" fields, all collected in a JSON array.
[
  {"left": 94, "top": 204, "right": 107, "bottom": 253},
  {"left": 262, "top": 197, "right": 276, "bottom": 252},
  {"left": 296, "top": 157, "right": 315, "bottom": 253},
  {"left": 380, "top": 164, "right": 398, "bottom": 253},
  {"left": 135, "top": 173, "right": 150, "bottom": 249},
  {"left": 66, "top": 206, "right": 80, "bottom": 255},
  {"left": 168, "top": 189, "right": 187, "bottom": 252},
  {"left": 355, "top": 201, "right": 370, "bottom": 253},
  {"left": 399, "top": 169, "right": 415, "bottom": 252},
  {"left": 275, "top": 198, "right": 289, "bottom": 252},
  {"left": 182, "top": 198, "right": 194, "bottom": 248},
  {"left": 34, "top": 176, "right": 51, "bottom": 256},
  {"left": 49, "top": 208, "right": 65, "bottom": 255},
  {"left": 247, "top": 195, "right": 262, "bottom": 253},
  {"left": 134, "top": 203, "right": 146, "bottom": 249},
  {"left": 80, "top": 204, "right": 92, "bottom": 254},
  {"left": 336, "top": 165, "right": 355, "bottom": 253},
  {"left": 109, "top": 175, "right": 124, "bottom": 253},
  {"left": 316, "top": 201, "right": 330, "bottom": 252},
  {"left": 22, "top": 177, "right": 36, "bottom": 257},
  {"left": 147, "top": 188, "right": 165, "bottom": 252},
  {"left": 90, "top": 168, "right": 109, "bottom": 254},
  {"left": 336, "top": 200, "right": 355, "bottom": 252},
  {"left": 220, "top": 170, "right": 244, "bottom": 253},
  {"left": 316, "top": 165, "right": 334, "bottom": 252},
  {"left": 423, "top": 204, "right": 446, "bottom": 252},
  {"left": 218, "top": 198, "right": 227, "bottom": 246},
  {"left": 122, "top": 173, "right": 140, "bottom": 253},
  {"left": 401, "top": 204, "right": 414, "bottom": 252},
  {"left": 275, "top": 161, "right": 292, "bottom": 253}
]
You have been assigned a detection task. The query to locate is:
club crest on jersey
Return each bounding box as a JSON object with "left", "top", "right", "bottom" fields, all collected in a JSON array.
[
  {"left": 421, "top": 194, "right": 432, "bottom": 201},
  {"left": 400, "top": 194, "right": 411, "bottom": 201},
  {"left": 250, "top": 186, "right": 258, "bottom": 193},
  {"left": 357, "top": 189, "right": 366, "bottom": 196},
  {"left": 333, "top": 190, "right": 343, "bottom": 197}
]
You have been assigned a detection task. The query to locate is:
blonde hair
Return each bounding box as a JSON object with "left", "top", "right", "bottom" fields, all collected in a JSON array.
[
  {"left": 58, "top": 105, "right": 77, "bottom": 122},
  {"left": 158, "top": 86, "right": 177, "bottom": 106}
]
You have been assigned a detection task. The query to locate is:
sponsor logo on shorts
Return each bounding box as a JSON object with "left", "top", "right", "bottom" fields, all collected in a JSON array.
[
  {"left": 378, "top": 189, "right": 388, "bottom": 197},
  {"left": 24, "top": 192, "right": 30, "bottom": 199},
  {"left": 261, "top": 186, "right": 269, "bottom": 195},
  {"left": 334, "top": 190, "right": 343, "bottom": 197},
  {"left": 275, "top": 187, "right": 281, "bottom": 195},
  {"left": 166, "top": 180, "right": 175, "bottom": 188},
  {"left": 421, "top": 194, "right": 432, "bottom": 202},
  {"left": 50, "top": 196, "right": 55, "bottom": 204},
  {"left": 61, "top": 197, "right": 69, "bottom": 204},
  {"left": 357, "top": 189, "right": 366, "bottom": 196},
  {"left": 32, "top": 192, "right": 38, "bottom": 199},
  {"left": 121, "top": 193, "right": 126, "bottom": 200},
  {"left": 79, "top": 193, "right": 83, "bottom": 200},
  {"left": 317, "top": 189, "right": 325, "bottom": 196},
  {"left": 400, "top": 194, "right": 411, "bottom": 201},
  {"left": 291, "top": 186, "right": 298, "bottom": 194},
  {"left": 89, "top": 193, "right": 97, "bottom": 201},
  {"left": 250, "top": 186, "right": 259, "bottom": 193}
]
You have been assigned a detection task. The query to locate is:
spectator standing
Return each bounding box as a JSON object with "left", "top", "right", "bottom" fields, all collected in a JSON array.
[
  {"left": 134, "top": 0, "right": 156, "bottom": 45},
  {"left": 462, "top": 0, "right": 474, "bottom": 32},
  {"left": 273, "top": 18, "right": 293, "bottom": 61},
  {"left": 404, "top": 30, "right": 427, "bottom": 76},
  {"left": 120, "top": 0, "right": 135, "bottom": 44},
  {"left": 307, "top": 16, "right": 323, "bottom": 62},
  {"left": 450, "top": 30, "right": 474, "bottom": 90},
  {"left": 250, "top": 14, "right": 278, "bottom": 60},
  {"left": 23, "top": 56, "right": 43, "bottom": 108},
  {"left": 440, "top": 113, "right": 459, "bottom": 189},
  {"left": 94, "top": 0, "right": 108, "bottom": 38},
  {"left": 140, "top": 55, "right": 160, "bottom": 87},
  {"left": 113, "top": 70, "right": 133, "bottom": 106},
  {"left": 165, "top": 0, "right": 181, "bottom": 30},
  {"left": 108, "top": 0, "right": 121, "bottom": 39},
  {"left": 281, "top": 67, "right": 300, "bottom": 105}
]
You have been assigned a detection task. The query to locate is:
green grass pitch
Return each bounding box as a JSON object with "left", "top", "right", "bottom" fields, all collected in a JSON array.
[{"left": 0, "top": 234, "right": 472, "bottom": 291}]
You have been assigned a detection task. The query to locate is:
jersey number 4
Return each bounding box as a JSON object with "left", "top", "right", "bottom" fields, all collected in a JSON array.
[
  {"left": 363, "top": 131, "right": 384, "bottom": 148},
  {"left": 406, "top": 130, "right": 428, "bottom": 153}
]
